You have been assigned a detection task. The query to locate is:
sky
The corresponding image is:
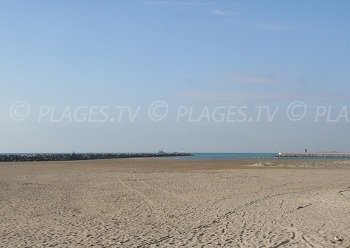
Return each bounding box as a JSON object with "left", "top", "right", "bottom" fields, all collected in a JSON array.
[{"left": 0, "top": 0, "right": 349, "bottom": 153}]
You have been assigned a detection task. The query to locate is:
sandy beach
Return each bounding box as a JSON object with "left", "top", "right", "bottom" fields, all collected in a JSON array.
[{"left": 1, "top": 159, "right": 349, "bottom": 247}]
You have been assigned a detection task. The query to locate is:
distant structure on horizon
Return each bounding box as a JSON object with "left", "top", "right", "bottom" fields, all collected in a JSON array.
[
  {"left": 277, "top": 152, "right": 350, "bottom": 159},
  {"left": 0, "top": 152, "right": 192, "bottom": 163}
]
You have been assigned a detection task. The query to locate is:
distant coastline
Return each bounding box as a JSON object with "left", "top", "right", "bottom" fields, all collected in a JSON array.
[{"left": 2, "top": 152, "right": 350, "bottom": 163}]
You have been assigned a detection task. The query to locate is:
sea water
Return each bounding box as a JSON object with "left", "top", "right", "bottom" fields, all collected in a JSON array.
[{"left": 164, "top": 153, "right": 278, "bottom": 161}]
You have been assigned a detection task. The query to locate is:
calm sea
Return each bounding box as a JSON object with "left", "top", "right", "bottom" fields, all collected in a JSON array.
[{"left": 163, "top": 153, "right": 278, "bottom": 161}]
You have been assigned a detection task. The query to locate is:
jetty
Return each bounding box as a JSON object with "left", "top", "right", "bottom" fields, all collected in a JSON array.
[
  {"left": 0, "top": 152, "right": 192, "bottom": 163},
  {"left": 277, "top": 152, "right": 350, "bottom": 159}
]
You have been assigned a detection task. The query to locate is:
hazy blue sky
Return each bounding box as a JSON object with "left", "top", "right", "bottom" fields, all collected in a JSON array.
[{"left": 1, "top": 0, "right": 349, "bottom": 153}]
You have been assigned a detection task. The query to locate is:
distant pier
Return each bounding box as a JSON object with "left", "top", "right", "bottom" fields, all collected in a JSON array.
[
  {"left": 0, "top": 152, "right": 192, "bottom": 163},
  {"left": 277, "top": 152, "right": 350, "bottom": 159}
]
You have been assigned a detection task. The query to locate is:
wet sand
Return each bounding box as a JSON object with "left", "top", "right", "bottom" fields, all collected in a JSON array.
[{"left": 1, "top": 159, "right": 349, "bottom": 247}]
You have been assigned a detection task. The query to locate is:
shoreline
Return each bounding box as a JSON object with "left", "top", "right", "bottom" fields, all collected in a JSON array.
[{"left": 1, "top": 158, "right": 350, "bottom": 171}]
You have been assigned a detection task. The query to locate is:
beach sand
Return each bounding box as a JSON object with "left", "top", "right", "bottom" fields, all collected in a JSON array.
[{"left": 1, "top": 159, "right": 349, "bottom": 247}]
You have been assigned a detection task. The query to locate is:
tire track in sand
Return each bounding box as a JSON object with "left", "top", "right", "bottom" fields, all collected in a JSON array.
[{"left": 116, "top": 175, "right": 154, "bottom": 215}]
